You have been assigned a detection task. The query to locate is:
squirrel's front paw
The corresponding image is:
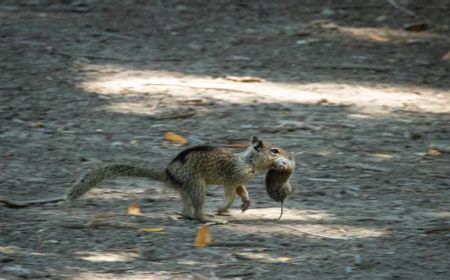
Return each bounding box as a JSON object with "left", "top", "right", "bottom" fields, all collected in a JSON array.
[{"left": 241, "top": 200, "right": 250, "bottom": 212}]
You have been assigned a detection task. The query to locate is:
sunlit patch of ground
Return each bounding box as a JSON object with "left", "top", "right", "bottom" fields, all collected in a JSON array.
[
  {"left": 73, "top": 272, "right": 178, "bottom": 280},
  {"left": 77, "top": 251, "right": 139, "bottom": 263},
  {"left": 228, "top": 208, "right": 388, "bottom": 239},
  {"left": 77, "top": 64, "right": 449, "bottom": 116}
]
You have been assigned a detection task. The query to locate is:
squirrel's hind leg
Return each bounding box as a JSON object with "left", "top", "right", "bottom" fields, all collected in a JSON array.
[{"left": 180, "top": 192, "right": 195, "bottom": 219}]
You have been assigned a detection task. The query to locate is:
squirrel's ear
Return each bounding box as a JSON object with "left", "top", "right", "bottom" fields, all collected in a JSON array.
[{"left": 251, "top": 136, "right": 263, "bottom": 151}]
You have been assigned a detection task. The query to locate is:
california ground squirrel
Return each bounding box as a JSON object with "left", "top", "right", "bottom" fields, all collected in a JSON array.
[{"left": 1, "top": 136, "right": 292, "bottom": 223}]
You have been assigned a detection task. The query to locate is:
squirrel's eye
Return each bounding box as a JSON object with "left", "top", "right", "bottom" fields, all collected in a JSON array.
[{"left": 270, "top": 148, "right": 280, "bottom": 154}]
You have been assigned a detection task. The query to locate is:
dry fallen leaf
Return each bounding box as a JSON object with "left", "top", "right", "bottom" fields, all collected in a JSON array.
[
  {"left": 194, "top": 224, "right": 212, "bottom": 248},
  {"left": 368, "top": 153, "right": 394, "bottom": 160},
  {"left": 164, "top": 132, "right": 189, "bottom": 145},
  {"left": 404, "top": 23, "right": 428, "bottom": 32},
  {"left": 227, "top": 143, "right": 248, "bottom": 148},
  {"left": 128, "top": 203, "right": 142, "bottom": 216},
  {"left": 427, "top": 148, "right": 441, "bottom": 156},
  {"left": 31, "top": 122, "right": 45, "bottom": 128},
  {"left": 137, "top": 227, "right": 165, "bottom": 233},
  {"left": 442, "top": 51, "right": 450, "bottom": 61},
  {"left": 277, "top": 256, "right": 293, "bottom": 262}
]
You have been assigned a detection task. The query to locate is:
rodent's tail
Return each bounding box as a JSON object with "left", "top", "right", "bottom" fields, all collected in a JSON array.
[
  {"left": 276, "top": 202, "right": 284, "bottom": 220},
  {"left": 66, "top": 164, "right": 166, "bottom": 200}
]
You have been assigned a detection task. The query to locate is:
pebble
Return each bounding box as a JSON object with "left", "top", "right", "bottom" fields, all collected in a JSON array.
[
  {"left": 354, "top": 254, "right": 364, "bottom": 266},
  {"left": 140, "top": 248, "right": 163, "bottom": 261},
  {"left": 0, "top": 253, "right": 14, "bottom": 263},
  {"left": 321, "top": 7, "right": 336, "bottom": 17},
  {"left": 188, "top": 42, "right": 204, "bottom": 51}
]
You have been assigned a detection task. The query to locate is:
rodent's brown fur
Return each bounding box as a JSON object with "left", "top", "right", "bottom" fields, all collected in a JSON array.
[{"left": 265, "top": 154, "right": 295, "bottom": 220}]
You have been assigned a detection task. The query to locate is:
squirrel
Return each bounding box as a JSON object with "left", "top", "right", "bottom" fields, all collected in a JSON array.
[{"left": 1, "top": 136, "right": 292, "bottom": 223}]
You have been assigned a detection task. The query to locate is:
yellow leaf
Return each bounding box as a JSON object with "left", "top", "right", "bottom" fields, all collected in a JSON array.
[
  {"left": 368, "top": 153, "right": 394, "bottom": 160},
  {"left": 164, "top": 132, "right": 189, "bottom": 145},
  {"left": 277, "top": 256, "right": 292, "bottom": 262},
  {"left": 194, "top": 224, "right": 212, "bottom": 248},
  {"left": 128, "top": 202, "right": 142, "bottom": 216},
  {"left": 137, "top": 227, "right": 165, "bottom": 233},
  {"left": 427, "top": 148, "right": 441, "bottom": 156}
]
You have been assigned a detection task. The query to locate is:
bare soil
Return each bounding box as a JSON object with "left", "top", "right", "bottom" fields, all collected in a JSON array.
[{"left": 1, "top": 1, "right": 449, "bottom": 279}]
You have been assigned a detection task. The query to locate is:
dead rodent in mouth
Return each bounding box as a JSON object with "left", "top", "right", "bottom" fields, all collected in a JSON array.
[{"left": 265, "top": 154, "right": 295, "bottom": 220}]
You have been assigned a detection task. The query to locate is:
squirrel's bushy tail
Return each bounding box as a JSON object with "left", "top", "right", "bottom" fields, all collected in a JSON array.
[
  {"left": 66, "top": 164, "right": 166, "bottom": 200},
  {"left": 1, "top": 164, "right": 166, "bottom": 208}
]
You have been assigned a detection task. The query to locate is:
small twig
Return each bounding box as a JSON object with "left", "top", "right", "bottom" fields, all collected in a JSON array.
[
  {"left": 304, "top": 177, "right": 338, "bottom": 182},
  {"left": 346, "top": 216, "right": 402, "bottom": 222},
  {"left": 93, "top": 32, "right": 134, "bottom": 41},
  {"left": 5, "top": 224, "right": 58, "bottom": 231},
  {"left": 98, "top": 266, "right": 136, "bottom": 273},
  {"left": 61, "top": 221, "right": 139, "bottom": 229},
  {"left": 0, "top": 196, "right": 66, "bottom": 208},
  {"left": 135, "top": 83, "right": 254, "bottom": 95},
  {"left": 345, "top": 163, "right": 391, "bottom": 173},
  {"left": 312, "top": 63, "right": 391, "bottom": 72},
  {"left": 146, "top": 110, "right": 197, "bottom": 120},
  {"left": 387, "top": 0, "right": 416, "bottom": 16},
  {"left": 320, "top": 122, "right": 357, "bottom": 128},
  {"left": 424, "top": 226, "right": 450, "bottom": 234},
  {"left": 219, "top": 271, "right": 255, "bottom": 278},
  {"left": 281, "top": 225, "right": 343, "bottom": 239},
  {"left": 56, "top": 51, "right": 181, "bottom": 63},
  {"left": 209, "top": 241, "right": 268, "bottom": 247}
]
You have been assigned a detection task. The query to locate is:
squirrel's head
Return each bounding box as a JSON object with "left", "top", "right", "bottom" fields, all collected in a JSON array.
[{"left": 246, "top": 136, "right": 292, "bottom": 171}]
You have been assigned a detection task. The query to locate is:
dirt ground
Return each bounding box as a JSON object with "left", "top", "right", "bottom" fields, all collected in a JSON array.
[{"left": 1, "top": 1, "right": 449, "bottom": 279}]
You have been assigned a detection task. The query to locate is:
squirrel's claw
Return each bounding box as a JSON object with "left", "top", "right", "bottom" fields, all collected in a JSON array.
[{"left": 241, "top": 200, "right": 251, "bottom": 212}]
